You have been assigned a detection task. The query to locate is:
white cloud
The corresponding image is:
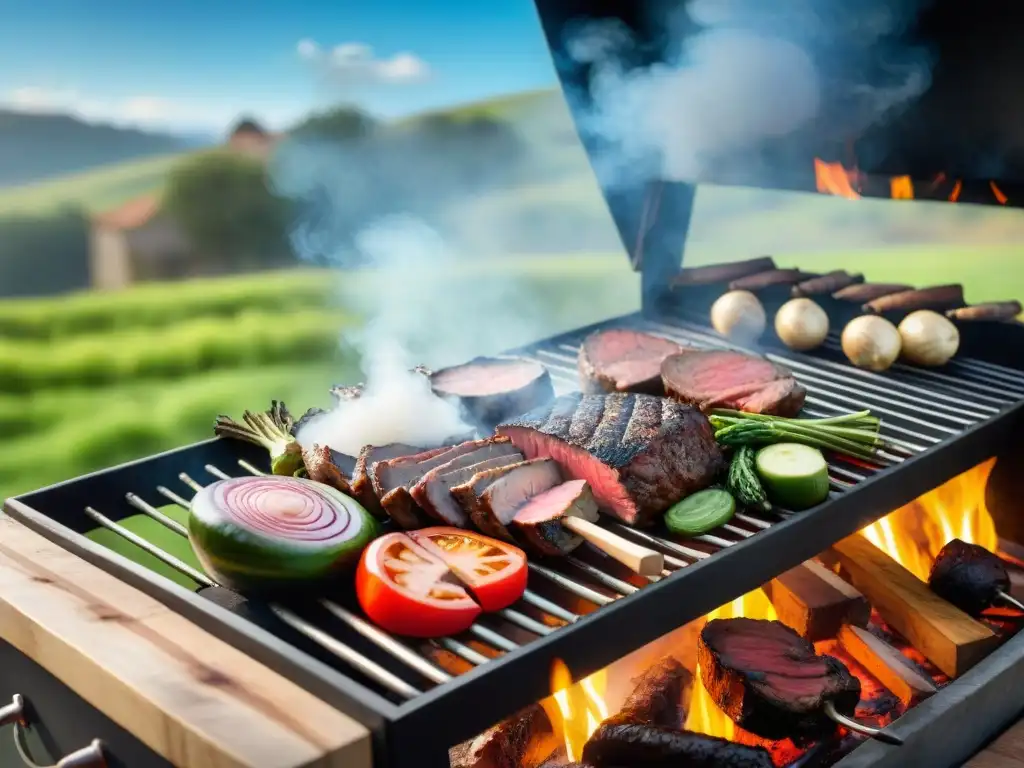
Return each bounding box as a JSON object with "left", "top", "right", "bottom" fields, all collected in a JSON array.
[{"left": 297, "top": 39, "right": 430, "bottom": 85}]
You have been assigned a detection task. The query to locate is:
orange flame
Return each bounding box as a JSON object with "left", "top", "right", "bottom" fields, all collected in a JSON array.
[
  {"left": 549, "top": 662, "right": 608, "bottom": 762},
  {"left": 815, "top": 158, "right": 861, "bottom": 199},
  {"left": 890, "top": 176, "right": 914, "bottom": 199},
  {"left": 860, "top": 458, "right": 998, "bottom": 581}
]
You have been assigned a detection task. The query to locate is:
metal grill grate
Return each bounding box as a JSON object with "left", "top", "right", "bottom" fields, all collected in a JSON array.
[{"left": 9, "top": 310, "right": 1024, "bottom": 767}]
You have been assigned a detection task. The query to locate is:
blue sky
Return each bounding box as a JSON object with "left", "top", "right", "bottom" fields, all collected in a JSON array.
[{"left": 0, "top": 0, "right": 560, "bottom": 134}]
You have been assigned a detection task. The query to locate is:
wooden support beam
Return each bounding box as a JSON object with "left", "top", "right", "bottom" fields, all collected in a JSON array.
[
  {"left": 763, "top": 560, "right": 871, "bottom": 641},
  {"left": 832, "top": 534, "right": 1000, "bottom": 678},
  {"left": 0, "top": 514, "right": 371, "bottom": 768},
  {"left": 838, "top": 624, "right": 938, "bottom": 706}
]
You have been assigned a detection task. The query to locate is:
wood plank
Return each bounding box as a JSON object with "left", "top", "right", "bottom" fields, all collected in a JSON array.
[
  {"left": 838, "top": 624, "right": 938, "bottom": 706},
  {"left": 964, "top": 752, "right": 1024, "bottom": 768},
  {"left": 0, "top": 514, "right": 371, "bottom": 768},
  {"left": 763, "top": 560, "right": 870, "bottom": 641},
  {"left": 832, "top": 534, "right": 1000, "bottom": 678},
  {"left": 985, "top": 719, "right": 1024, "bottom": 763}
]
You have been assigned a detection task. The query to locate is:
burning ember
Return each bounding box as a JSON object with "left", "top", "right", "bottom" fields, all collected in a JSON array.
[
  {"left": 813, "top": 159, "right": 1011, "bottom": 205},
  {"left": 860, "top": 458, "right": 998, "bottom": 581}
]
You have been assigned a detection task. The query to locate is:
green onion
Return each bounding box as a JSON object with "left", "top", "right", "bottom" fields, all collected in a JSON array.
[
  {"left": 214, "top": 400, "right": 305, "bottom": 476},
  {"left": 709, "top": 409, "right": 889, "bottom": 460}
]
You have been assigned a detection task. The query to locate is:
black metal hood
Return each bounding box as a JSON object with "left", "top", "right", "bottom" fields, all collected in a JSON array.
[{"left": 533, "top": 0, "right": 1024, "bottom": 211}]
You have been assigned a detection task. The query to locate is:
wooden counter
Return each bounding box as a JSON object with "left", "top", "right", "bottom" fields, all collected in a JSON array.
[{"left": 0, "top": 513, "right": 372, "bottom": 768}]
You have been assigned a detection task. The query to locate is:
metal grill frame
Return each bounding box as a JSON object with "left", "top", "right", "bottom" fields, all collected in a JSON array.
[{"left": 6, "top": 309, "right": 1024, "bottom": 768}]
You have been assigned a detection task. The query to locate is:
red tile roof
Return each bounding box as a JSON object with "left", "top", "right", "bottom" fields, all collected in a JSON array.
[{"left": 93, "top": 194, "right": 160, "bottom": 230}]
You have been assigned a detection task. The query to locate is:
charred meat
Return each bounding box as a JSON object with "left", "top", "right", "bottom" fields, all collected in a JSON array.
[
  {"left": 577, "top": 329, "right": 687, "bottom": 396},
  {"left": 864, "top": 284, "right": 965, "bottom": 314},
  {"left": 430, "top": 357, "right": 555, "bottom": 430},
  {"left": 670, "top": 256, "right": 777, "bottom": 288},
  {"left": 928, "top": 538, "right": 1011, "bottom": 616},
  {"left": 792, "top": 270, "right": 864, "bottom": 297},
  {"left": 512, "top": 479, "right": 599, "bottom": 556},
  {"left": 832, "top": 283, "right": 912, "bottom": 303},
  {"left": 582, "top": 725, "right": 773, "bottom": 768},
  {"left": 698, "top": 618, "right": 861, "bottom": 742},
  {"left": 729, "top": 269, "right": 816, "bottom": 291},
  {"left": 947, "top": 301, "right": 1023, "bottom": 322},
  {"left": 452, "top": 459, "right": 563, "bottom": 542},
  {"left": 497, "top": 393, "right": 725, "bottom": 527},
  {"left": 449, "top": 704, "right": 558, "bottom": 768},
  {"left": 661, "top": 350, "right": 806, "bottom": 417},
  {"left": 300, "top": 443, "right": 356, "bottom": 494},
  {"left": 604, "top": 656, "right": 692, "bottom": 729},
  {"left": 412, "top": 451, "right": 523, "bottom": 527}
]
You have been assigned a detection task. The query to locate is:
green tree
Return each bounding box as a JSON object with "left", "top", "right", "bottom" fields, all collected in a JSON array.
[
  {"left": 163, "top": 151, "right": 292, "bottom": 271},
  {"left": 289, "top": 106, "right": 377, "bottom": 143}
]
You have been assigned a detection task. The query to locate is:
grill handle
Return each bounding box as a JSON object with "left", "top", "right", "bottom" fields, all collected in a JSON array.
[
  {"left": 0, "top": 695, "right": 107, "bottom": 768},
  {"left": 562, "top": 517, "right": 665, "bottom": 576}
]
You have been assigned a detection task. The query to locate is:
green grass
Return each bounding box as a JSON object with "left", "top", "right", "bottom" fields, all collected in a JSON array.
[{"left": 0, "top": 152, "right": 189, "bottom": 216}]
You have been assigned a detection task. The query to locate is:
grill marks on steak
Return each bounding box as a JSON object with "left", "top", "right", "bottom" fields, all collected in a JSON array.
[
  {"left": 449, "top": 704, "right": 558, "bottom": 768},
  {"left": 512, "top": 479, "right": 598, "bottom": 556},
  {"left": 661, "top": 350, "right": 806, "bottom": 417},
  {"left": 577, "top": 329, "right": 687, "bottom": 396},
  {"left": 698, "top": 618, "right": 861, "bottom": 743},
  {"left": 452, "top": 459, "right": 563, "bottom": 541},
  {"left": 430, "top": 357, "right": 555, "bottom": 429},
  {"left": 497, "top": 393, "right": 725, "bottom": 526}
]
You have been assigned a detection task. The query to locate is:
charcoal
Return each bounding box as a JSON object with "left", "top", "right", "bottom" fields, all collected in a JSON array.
[
  {"left": 582, "top": 724, "right": 773, "bottom": 768},
  {"left": 928, "top": 538, "right": 1010, "bottom": 616}
]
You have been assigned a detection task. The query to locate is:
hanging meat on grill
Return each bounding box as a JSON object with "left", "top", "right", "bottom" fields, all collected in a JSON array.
[
  {"left": 496, "top": 393, "right": 725, "bottom": 527},
  {"left": 928, "top": 538, "right": 1011, "bottom": 617},
  {"left": 832, "top": 283, "right": 912, "bottom": 303},
  {"left": 698, "top": 618, "right": 861, "bottom": 743},
  {"left": 864, "top": 284, "right": 965, "bottom": 314},
  {"left": 792, "top": 271, "right": 864, "bottom": 298},
  {"left": 371, "top": 439, "right": 514, "bottom": 529},
  {"left": 511, "top": 479, "right": 599, "bottom": 556},
  {"left": 577, "top": 329, "right": 687, "bottom": 396},
  {"left": 430, "top": 357, "right": 555, "bottom": 430},
  {"left": 451, "top": 458, "right": 563, "bottom": 541},
  {"left": 582, "top": 725, "right": 774, "bottom": 768},
  {"left": 670, "top": 256, "right": 777, "bottom": 288},
  {"left": 661, "top": 350, "right": 806, "bottom": 417},
  {"left": 449, "top": 704, "right": 559, "bottom": 768},
  {"left": 412, "top": 452, "right": 524, "bottom": 527}
]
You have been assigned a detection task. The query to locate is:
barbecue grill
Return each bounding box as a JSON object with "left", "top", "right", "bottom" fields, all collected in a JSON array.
[{"left": 6, "top": 2, "right": 1024, "bottom": 767}]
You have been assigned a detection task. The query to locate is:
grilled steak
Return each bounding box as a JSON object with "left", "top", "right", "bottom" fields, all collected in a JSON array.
[
  {"left": 864, "top": 284, "right": 965, "bottom": 314},
  {"left": 411, "top": 444, "right": 524, "bottom": 526},
  {"left": 372, "top": 440, "right": 497, "bottom": 528},
  {"left": 792, "top": 270, "right": 864, "bottom": 297},
  {"left": 577, "top": 329, "right": 687, "bottom": 396},
  {"left": 729, "top": 269, "right": 816, "bottom": 291},
  {"left": 300, "top": 443, "right": 356, "bottom": 495},
  {"left": 449, "top": 704, "right": 558, "bottom": 768},
  {"left": 671, "top": 256, "right": 776, "bottom": 288},
  {"left": 661, "top": 350, "right": 806, "bottom": 417},
  {"left": 698, "top": 618, "right": 861, "bottom": 743},
  {"left": 497, "top": 393, "right": 724, "bottom": 527},
  {"left": 353, "top": 443, "right": 424, "bottom": 518},
  {"left": 430, "top": 357, "right": 555, "bottom": 430},
  {"left": 452, "top": 459, "right": 563, "bottom": 541},
  {"left": 512, "top": 479, "right": 598, "bottom": 556},
  {"left": 582, "top": 725, "right": 773, "bottom": 768},
  {"left": 832, "top": 282, "right": 912, "bottom": 303},
  {"left": 947, "top": 301, "right": 1023, "bottom": 322},
  {"left": 928, "top": 538, "right": 1011, "bottom": 617}
]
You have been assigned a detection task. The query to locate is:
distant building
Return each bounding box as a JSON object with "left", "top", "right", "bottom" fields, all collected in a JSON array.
[{"left": 88, "top": 194, "right": 192, "bottom": 290}]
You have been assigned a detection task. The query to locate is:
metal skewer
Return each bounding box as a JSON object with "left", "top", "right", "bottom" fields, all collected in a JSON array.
[
  {"left": 997, "top": 589, "right": 1024, "bottom": 613},
  {"left": 823, "top": 701, "right": 904, "bottom": 746}
]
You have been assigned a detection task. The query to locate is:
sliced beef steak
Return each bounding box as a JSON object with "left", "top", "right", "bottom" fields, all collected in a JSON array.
[
  {"left": 411, "top": 445, "right": 524, "bottom": 527},
  {"left": 497, "top": 393, "right": 724, "bottom": 527},
  {"left": 698, "top": 618, "right": 861, "bottom": 743},
  {"left": 372, "top": 439, "right": 500, "bottom": 529},
  {"left": 431, "top": 357, "right": 555, "bottom": 430},
  {"left": 353, "top": 443, "right": 425, "bottom": 518},
  {"left": 512, "top": 479, "right": 598, "bottom": 556},
  {"left": 581, "top": 725, "right": 773, "bottom": 768},
  {"left": 452, "top": 459, "right": 563, "bottom": 541},
  {"left": 577, "top": 329, "right": 687, "bottom": 396},
  {"left": 662, "top": 350, "right": 806, "bottom": 417},
  {"left": 300, "top": 443, "right": 356, "bottom": 495}
]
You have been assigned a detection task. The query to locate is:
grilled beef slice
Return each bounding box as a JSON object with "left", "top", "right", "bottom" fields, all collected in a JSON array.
[
  {"left": 582, "top": 725, "right": 773, "bottom": 768},
  {"left": 864, "top": 284, "right": 965, "bottom": 314},
  {"left": 577, "top": 329, "right": 687, "bottom": 396},
  {"left": 670, "top": 256, "right": 777, "bottom": 288},
  {"left": 928, "top": 538, "right": 1010, "bottom": 617},
  {"left": 497, "top": 393, "right": 724, "bottom": 527},
  {"left": 372, "top": 440, "right": 498, "bottom": 528},
  {"left": 512, "top": 479, "right": 599, "bottom": 556},
  {"left": 353, "top": 443, "right": 425, "bottom": 518},
  {"left": 792, "top": 270, "right": 864, "bottom": 297},
  {"left": 449, "top": 704, "right": 558, "bottom": 768},
  {"left": 300, "top": 443, "right": 356, "bottom": 495},
  {"left": 452, "top": 459, "right": 563, "bottom": 541},
  {"left": 430, "top": 357, "right": 555, "bottom": 430},
  {"left": 662, "top": 350, "right": 806, "bottom": 417},
  {"left": 407, "top": 454, "right": 520, "bottom": 528},
  {"left": 698, "top": 618, "right": 861, "bottom": 742}
]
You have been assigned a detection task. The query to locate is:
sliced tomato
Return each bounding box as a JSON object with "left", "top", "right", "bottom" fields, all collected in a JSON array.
[
  {"left": 355, "top": 532, "right": 481, "bottom": 638},
  {"left": 409, "top": 527, "right": 528, "bottom": 612}
]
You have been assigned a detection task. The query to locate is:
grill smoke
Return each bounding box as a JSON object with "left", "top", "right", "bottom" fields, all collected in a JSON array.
[{"left": 566, "top": 0, "right": 936, "bottom": 189}]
